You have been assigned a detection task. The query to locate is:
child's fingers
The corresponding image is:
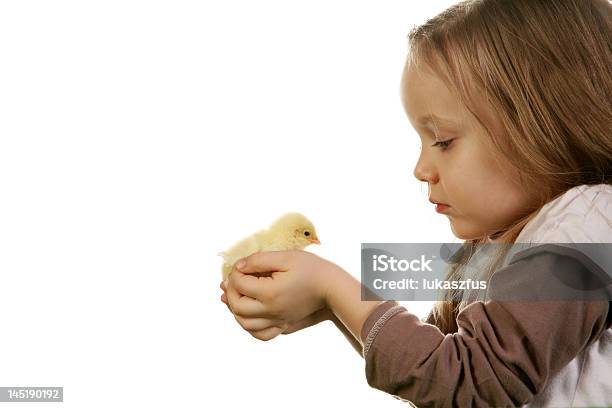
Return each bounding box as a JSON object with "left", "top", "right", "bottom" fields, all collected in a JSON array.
[
  {"left": 226, "top": 279, "right": 272, "bottom": 318},
  {"left": 220, "top": 283, "right": 229, "bottom": 307},
  {"left": 232, "top": 272, "right": 266, "bottom": 299},
  {"left": 234, "top": 315, "right": 282, "bottom": 332},
  {"left": 220, "top": 279, "right": 229, "bottom": 304},
  {"left": 220, "top": 295, "right": 232, "bottom": 314},
  {"left": 249, "top": 325, "right": 286, "bottom": 342}
]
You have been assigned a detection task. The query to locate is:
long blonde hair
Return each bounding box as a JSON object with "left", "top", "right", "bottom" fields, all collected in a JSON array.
[{"left": 405, "top": 0, "right": 612, "bottom": 334}]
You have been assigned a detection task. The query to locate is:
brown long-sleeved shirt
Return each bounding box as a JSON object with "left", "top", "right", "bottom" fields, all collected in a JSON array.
[{"left": 360, "top": 245, "right": 612, "bottom": 407}]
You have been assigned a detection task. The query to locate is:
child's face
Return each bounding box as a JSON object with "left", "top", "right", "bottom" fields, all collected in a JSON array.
[{"left": 401, "top": 61, "right": 535, "bottom": 240}]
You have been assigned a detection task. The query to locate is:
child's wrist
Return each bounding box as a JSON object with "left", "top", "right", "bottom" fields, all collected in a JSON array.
[{"left": 320, "top": 262, "right": 346, "bottom": 310}]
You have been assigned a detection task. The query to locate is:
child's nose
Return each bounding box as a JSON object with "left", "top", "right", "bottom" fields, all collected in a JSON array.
[{"left": 413, "top": 156, "right": 439, "bottom": 183}]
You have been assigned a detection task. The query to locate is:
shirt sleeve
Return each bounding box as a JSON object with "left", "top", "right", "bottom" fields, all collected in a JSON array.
[{"left": 359, "top": 245, "right": 612, "bottom": 407}]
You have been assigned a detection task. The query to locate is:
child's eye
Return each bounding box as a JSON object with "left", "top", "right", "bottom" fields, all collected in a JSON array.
[{"left": 431, "top": 139, "right": 454, "bottom": 150}]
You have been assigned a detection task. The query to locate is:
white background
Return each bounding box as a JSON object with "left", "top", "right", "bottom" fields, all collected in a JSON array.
[{"left": 0, "top": 1, "right": 460, "bottom": 407}]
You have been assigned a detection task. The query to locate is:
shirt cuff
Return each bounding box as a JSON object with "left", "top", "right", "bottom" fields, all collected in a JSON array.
[{"left": 360, "top": 300, "right": 405, "bottom": 358}]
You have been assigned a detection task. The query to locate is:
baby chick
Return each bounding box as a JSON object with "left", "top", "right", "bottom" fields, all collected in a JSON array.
[{"left": 217, "top": 212, "right": 321, "bottom": 282}]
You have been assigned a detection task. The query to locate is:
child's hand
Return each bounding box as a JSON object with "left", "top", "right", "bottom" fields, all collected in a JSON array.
[
  {"left": 220, "top": 250, "right": 338, "bottom": 340},
  {"left": 220, "top": 280, "right": 286, "bottom": 340},
  {"left": 220, "top": 283, "right": 333, "bottom": 340}
]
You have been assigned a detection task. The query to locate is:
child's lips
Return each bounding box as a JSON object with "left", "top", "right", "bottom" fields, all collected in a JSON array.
[
  {"left": 429, "top": 198, "right": 451, "bottom": 213},
  {"left": 435, "top": 203, "right": 450, "bottom": 213}
]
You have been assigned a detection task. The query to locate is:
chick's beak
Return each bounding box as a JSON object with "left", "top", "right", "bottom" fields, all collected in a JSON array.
[{"left": 309, "top": 237, "right": 321, "bottom": 245}]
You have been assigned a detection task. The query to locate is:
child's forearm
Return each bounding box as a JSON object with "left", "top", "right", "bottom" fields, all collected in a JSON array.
[
  {"left": 282, "top": 306, "right": 363, "bottom": 355},
  {"left": 324, "top": 266, "right": 385, "bottom": 350},
  {"left": 328, "top": 312, "right": 364, "bottom": 356}
]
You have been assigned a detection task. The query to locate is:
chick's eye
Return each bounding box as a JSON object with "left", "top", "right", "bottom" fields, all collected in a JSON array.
[{"left": 304, "top": 231, "right": 311, "bottom": 236}]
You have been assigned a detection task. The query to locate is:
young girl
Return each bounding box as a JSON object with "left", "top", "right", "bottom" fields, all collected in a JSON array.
[{"left": 220, "top": 0, "right": 612, "bottom": 406}]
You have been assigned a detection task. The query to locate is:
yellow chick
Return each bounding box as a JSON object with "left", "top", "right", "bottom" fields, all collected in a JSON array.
[{"left": 217, "top": 212, "right": 321, "bottom": 282}]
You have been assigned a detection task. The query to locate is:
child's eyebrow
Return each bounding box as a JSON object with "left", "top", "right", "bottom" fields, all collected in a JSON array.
[{"left": 416, "top": 114, "right": 458, "bottom": 128}]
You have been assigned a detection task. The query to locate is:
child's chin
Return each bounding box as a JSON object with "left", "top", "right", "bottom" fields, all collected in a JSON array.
[{"left": 450, "top": 221, "right": 485, "bottom": 241}]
